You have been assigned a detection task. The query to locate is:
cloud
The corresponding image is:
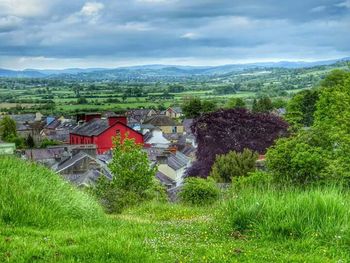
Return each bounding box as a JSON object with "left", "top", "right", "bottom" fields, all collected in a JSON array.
[
  {"left": 0, "top": 0, "right": 349, "bottom": 69},
  {"left": 0, "top": 16, "right": 22, "bottom": 33},
  {"left": 80, "top": 2, "right": 104, "bottom": 17},
  {"left": 336, "top": 0, "right": 350, "bottom": 8}
]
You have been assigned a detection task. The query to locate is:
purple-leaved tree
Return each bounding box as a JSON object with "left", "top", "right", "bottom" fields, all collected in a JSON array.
[{"left": 187, "top": 109, "right": 289, "bottom": 177}]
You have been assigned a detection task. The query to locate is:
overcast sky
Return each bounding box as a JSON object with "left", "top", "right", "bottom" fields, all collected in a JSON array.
[{"left": 0, "top": 0, "right": 349, "bottom": 69}]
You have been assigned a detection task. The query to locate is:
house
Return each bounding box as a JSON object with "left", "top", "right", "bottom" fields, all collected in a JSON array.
[
  {"left": 157, "top": 151, "right": 191, "bottom": 186},
  {"left": 126, "top": 109, "right": 157, "bottom": 124},
  {"left": 165, "top": 107, "right": 183, "bottom": 119},
  {"left": 0, "top": 143, "right": 16, "bottom": 155},
  {"left": 41, "top": 118, "right": 77, "bottom": 143},
  {"left": 70, "top": 115, "right": 144, "bottom": 154},
  {"left": 24, "top": 144, "right": 98, "bottom": 168},
  {"left": 144, "top": 128, "right": 171, "bottom": 149},
  {"left": 55, "top": 151, "right": 112, "bottom": 187},
  {"left": 143, "top": 115, "right": 184, "bottom": 134}
]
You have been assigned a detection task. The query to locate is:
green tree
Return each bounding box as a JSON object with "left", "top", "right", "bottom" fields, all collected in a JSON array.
[
  {"left": 210, "top": 149, "right": 259, "bottom": 183},
  {"left": 285, "top": 89, "right": 319, "bottom": 128},
  {"left": 94, "top": 134, "right": 158, "bottom": 213},
  {"left": 0, "top": 115, "right": 17, "bottom": 140},
  {"left": 182, "top": 97, "right": 203, "bottom": 118},
  {"left": 201, "top": 100, "right": 217, "bottom": 113},
  {"left": 226, "top": 98, "right": 246, "bottom": 109}
]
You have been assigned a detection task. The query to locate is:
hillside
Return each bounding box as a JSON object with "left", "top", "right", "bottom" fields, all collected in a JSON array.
[{"left": 1, "top": 156, "right": 350, "bottom": 262}]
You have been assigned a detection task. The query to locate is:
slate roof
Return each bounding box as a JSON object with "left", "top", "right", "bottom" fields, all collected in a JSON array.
[
  {"left": 156, "top": 171, "right": 176, "bottom": 187},
  {"left": 170, "top": 107, "right": 183, "bottom": 114},
  {"left": 144, "top": 115, "right": 178, "bottom": 127},
  {"left": 56, "top": 151, "right": 88, "bottom": 172},
  {"left": 45, "top": 119, "right": 61, "bottom": 129},
  {"left": 180, "top": 144, "right": 196, "bottom": 157},
  {"left": 71, "top": 119, "right": 110, "bottom": 136},
  {"left": 182, "top": 119, "right": 194, "bottom": 134},
  {"left": 25, "top": 147, "right": 66, "bottom": 160},
  {"left": 167, "top": 152, "right": 189, "bottom": 171}
]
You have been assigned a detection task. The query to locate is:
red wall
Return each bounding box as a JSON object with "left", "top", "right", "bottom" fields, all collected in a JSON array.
[{"left": 70, "top": 122, "right": 144, "bottom": 154}]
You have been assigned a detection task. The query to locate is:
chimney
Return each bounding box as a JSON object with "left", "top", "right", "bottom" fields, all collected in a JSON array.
[{"left": 108, "top": 115, "right": 127, "bottom": 126}]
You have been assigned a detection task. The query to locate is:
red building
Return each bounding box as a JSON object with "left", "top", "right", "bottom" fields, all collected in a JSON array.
[{"left": 70, "top": 115, "right": 144, "bottom": 154}]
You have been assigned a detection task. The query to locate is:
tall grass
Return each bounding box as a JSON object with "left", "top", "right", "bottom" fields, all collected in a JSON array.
[
  {"left": 218, "top": 186, "right": 350, "bottom": 243},
  {"left": 0, "top": 156, "right": 105, "bottom": 228}
]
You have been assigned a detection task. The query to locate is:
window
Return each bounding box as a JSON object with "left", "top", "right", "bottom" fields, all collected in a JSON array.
[{"left": 172, "top": 126, "right": 177, "bottom": 133}]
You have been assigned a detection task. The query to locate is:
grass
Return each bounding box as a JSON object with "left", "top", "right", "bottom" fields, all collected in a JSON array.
[{"left": 1, "top": 156, "right": 350, "bottom": 262}]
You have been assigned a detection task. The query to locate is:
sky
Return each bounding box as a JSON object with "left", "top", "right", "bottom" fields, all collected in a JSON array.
[{"left": 0, "top": 0, "right": 349, "bottom": 69}]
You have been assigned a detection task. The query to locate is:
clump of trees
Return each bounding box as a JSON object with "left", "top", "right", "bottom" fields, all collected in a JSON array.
[
  {"left": 267, "top": 69, "right": 350, "bottom": 186},
  {"left": 187, "top": 108, "right": 288, "bottom": 177},
  {"left": 252, "top": 97, "right": 273, "bottom": 113},
  {"left": 225, "top": 98, "right": 246, "bottom": 109},
  {"left": 182, "top": 98, "right": 217, "bottom": 118}
]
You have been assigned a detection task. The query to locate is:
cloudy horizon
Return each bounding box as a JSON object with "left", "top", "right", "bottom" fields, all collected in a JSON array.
[{"left": 0, "top": 0, "right": 349, "bottom": 70}]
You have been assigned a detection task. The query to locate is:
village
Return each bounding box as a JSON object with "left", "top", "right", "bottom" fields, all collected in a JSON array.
[{"left": 0, "top": 107, "right": 196, "bottom": 191}]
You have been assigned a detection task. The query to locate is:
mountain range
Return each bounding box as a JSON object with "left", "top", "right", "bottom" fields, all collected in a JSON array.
[{"left": 0, "top": 57, "right": 349, "bottom": 79}]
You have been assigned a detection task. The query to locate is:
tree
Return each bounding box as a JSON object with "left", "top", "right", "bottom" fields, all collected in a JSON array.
[
  {"left": 226, "top": 98, "right": 246, "bottom": 109},
  {"left": 182, "top": 98, "right": 203, "bottom": 118},
  {"left": 201, "top": 100, "right": 217, "bottom": 113},
  {"left": 93, "top": 134, "right": 159, "bottom": 213},
  {"left": 210, "top": 149, "right": 258, "bottom": 183},
  {"left": 187, "top": 109, "right": 289, "bottom": 177},
  {"left": 0, "top": 115, "right": 17, "bottom": 140},
  {"left": 252, "top": 97, "right": 273, "bottom": 113},
  {"left": 285, "top": 89, "right": 319, "bottom": 128}
]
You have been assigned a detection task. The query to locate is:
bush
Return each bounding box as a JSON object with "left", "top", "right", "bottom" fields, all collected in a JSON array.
[
  {"left": 266, "top": 134, "right": 328, "bottom": 185},
  {"left": 179, "top": 177, "right": 219, "bottom": 206},
  {"left": 210, "top": 149, "right": 258, "bottom": 183},
  {"left": 0, "top": 156, "right": 105, "bottom": 228},
  {"left": 218, "top": 186, "right": 350, "bottom": 241}
]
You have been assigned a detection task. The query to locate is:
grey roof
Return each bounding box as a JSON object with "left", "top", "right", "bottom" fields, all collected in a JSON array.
[
  {"left": 156, "top": 171, "right": 176, "bottom": 186},
  {"left": 180, "top": 145, "right": 196, "bottom": 157},
  {"left": 25, "top": 147, "right": 65, "bottom": 160},
  {"left": 170, "top": 107, "right": 183, "bottom": 114},
  {"left": 45, "top": 119, "right": 61, "bottom": 130},
  {"left": 71, "top": 119, "right": 109, "bottom": 136},
  {"left": 9, "top": 114, "right": 36, "bottom": 123},
  {"left": 63, "top": 168, "right": 112, "bottom": 187},
  {"left": 144, "top": 115, "right": 179, "bottom": 127},
  {"left": 182, "top": 119, "right": 193, "bottom": 134},
  {"left": 56, "top": 152, "right": 90, "bottom": 172},
  {"left": 167, "top": 152, "right": 189, "bottom": 171}
]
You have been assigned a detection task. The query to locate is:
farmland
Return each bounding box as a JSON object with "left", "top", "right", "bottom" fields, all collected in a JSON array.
[{"left": 0, "top": 60, "right": 348, "bottom": 114}]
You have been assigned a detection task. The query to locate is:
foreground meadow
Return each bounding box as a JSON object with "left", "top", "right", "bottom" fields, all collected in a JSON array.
[{"left": 1, "top": 156, "right": 349, "bottom": 262}]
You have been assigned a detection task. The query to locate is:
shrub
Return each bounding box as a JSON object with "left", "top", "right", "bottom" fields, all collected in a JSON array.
[
  {"left": 210, "top": 149, "right": 258, "bottom": 183},
  {"left": 179, "top": 177, "right": 219, "bottom": 206},
  {"left": 218, "top": 186, "right": 350, "bottom": 242}
]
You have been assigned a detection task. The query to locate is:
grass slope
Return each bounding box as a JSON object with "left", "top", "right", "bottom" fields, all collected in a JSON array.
[{"left": 1, "top": 156, "right": 350, "bottom": 262}]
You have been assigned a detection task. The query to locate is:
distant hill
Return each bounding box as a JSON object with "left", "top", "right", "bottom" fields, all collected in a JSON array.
[{"left": 0, "top": 57, "right": 349, "bottom": 80}]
